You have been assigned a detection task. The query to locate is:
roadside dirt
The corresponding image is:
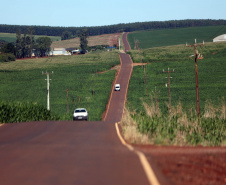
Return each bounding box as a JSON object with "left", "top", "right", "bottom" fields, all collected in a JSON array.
[
  {"left": 133, "top": 145, "right": 226, "bottom": 185},
  {"left": 121, "top": 32, "right": 226, "bottom": 185}
]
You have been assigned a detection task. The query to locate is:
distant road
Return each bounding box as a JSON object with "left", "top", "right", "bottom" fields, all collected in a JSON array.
[{"left": 0, "top": 33, "right": 152, "bottom": 185}]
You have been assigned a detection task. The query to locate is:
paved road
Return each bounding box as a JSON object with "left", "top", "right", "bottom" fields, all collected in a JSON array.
[{"left": 0, "top": 33, "right": 151, "bottom": 185}]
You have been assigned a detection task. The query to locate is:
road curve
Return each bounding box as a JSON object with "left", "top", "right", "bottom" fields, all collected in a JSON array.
[{"left": 0, "top": 33, "right": 152, "bottom": 185}]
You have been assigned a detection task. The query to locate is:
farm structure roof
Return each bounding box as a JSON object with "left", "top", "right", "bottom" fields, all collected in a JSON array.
[{"left": 213, "top": 34, "right": 226, "bottom": 42}]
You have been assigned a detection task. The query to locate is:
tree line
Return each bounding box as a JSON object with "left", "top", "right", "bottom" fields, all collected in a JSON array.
[
  {"left": 0, "top": 28, "right": 88, "bottom": 62},
  {"left": 0, "top": 27, "right": 52, "bottom": 62},
  {"left": 1, "top": 19, "right": 226, "bottom": 38}
]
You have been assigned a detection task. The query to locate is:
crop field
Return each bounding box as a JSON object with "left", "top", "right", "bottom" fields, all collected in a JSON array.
[
  {"left": 0, "top": 32, "right": 61, "bottom": 43},
  {"left": 127, "top": 42, "right": 226, "bottom": 113},
  {"left": 0, "top": 51, "right": 120, "bottom": 121},
  {"left": 51, "top": 33, "right": 121, "bottom": 49},
  {"left": 127, "top": 25, "right": 226, "bottom": 49},
  {"left": 125, "top": 41, "right": 226, "bottom": 145}
]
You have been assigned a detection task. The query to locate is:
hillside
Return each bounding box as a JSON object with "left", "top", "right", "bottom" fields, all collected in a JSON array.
[
  {"left": 51, "top": 33, "right": 121, "bottom": 48},
  {"left": 0, "top": 32, "right": 60, "bottom": 43},
  {"left": 127, "top": 25, "right": 226, "bottom": 49}
]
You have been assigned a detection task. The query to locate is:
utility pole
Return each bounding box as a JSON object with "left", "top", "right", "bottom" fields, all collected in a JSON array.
[
  {"left": 186, "top": 39, "right": 204, "bottom": 116},
  {"left": 119, "top": 38, "right": 120, "bottom": 51},
  {"left": 65, "top": 89, "right": 71, "bottom": 113},
  {"left": 92, "top": 74, "right": 95, "bottom": 96},
  {"left": 42, "top": 71, "right": 54, "bottom": 111},
  {"left": 152, "top": 86, "right": 160, "bottom": 114},
  {"left": 163, "top": 67, "right": 174, "bottom": 116},
  {"left": 143, "top": 65, "right": 148, "bottom": 96}
]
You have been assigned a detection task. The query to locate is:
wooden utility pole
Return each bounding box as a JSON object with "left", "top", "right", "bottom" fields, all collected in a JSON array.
[
  {"left": 152, "top": 86, "right": 160, "bottom": 114},
  {"left": 42, "top": 71, "right": 54, "bottom": 111},
  {"left": 186, "top": 39, "right": 204, "bottom": 116},
  {"left": 65, "top": 89, "right": 71, "bottom": 113},
  {"left": 163, "top": 68, "right": 174, "bottom": 116},
  {"left": 143, "top": 65, "right": 148, "bottom": 96},
  {"left": 92, "top": 74, "right": 95, "bottom": 96}
]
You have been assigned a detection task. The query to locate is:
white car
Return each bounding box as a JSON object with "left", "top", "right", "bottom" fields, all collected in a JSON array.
[
  {"left": 73, "top": 108, "right": 88, "bottom": 121},
  {"left": 115, "top": 84, "right": 120, "bottom": 91}
]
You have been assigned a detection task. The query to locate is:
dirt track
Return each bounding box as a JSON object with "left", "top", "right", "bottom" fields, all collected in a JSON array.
[{"left": 0, "top": 32, "right": 225, "bottom": 185}]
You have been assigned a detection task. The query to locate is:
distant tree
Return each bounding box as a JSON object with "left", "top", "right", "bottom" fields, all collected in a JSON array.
[
  {"left": 27, "top": 27, "right": 35, "bottom": 57},
  {"left": 15, "top": 29, "right": 23, "bottom": 58},
  {"left": 61, "top": 31, "right": 73, "bottom": 40},
  {"left": 15, "top": 27, "right": 35, "bottom": 58},
  {"left": 0, "top": 43, "right": 16, "bottom": 55},
  {"left": 35, "top": 37, "right": 52, "bottom": 57},
  {"left": 79, "top": 29, "right": 88, "bottom": 54}
]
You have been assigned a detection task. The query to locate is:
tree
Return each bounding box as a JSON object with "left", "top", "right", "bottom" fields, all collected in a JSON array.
[
  {"left": 15, "top": 27, "right": 35, "bottom": 58},
  {"left": 15, "top": 29, "right": 23, "bottom": 58},
  {"left": 79, "top": 29, "right": 88, "bottom": 54},
  {"left": 61, "top": 31, "right": 73, "bottom": 40},
  {"left": 0, "top": 43, "right": 16, "bottom": 55},
  {"left": 35, "top": 37, "right": 52, "bottom": 57}
]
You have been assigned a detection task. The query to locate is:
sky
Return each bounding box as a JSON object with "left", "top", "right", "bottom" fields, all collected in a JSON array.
[{"left": 1, "top": 0, "right": 226, "bottom": 27}]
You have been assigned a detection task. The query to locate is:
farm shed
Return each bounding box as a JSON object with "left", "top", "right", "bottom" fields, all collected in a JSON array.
[
  {"left": 213, "top": 34, "right": 226, "bottom": 42},
  {"left": 50, "top": 48, "right": 71, "bottom": 55}
]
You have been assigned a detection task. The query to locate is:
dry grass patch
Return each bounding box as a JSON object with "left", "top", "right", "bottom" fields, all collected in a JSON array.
[
  {"left": 121, "top": 107, "right": 150, "bottom": 144},
  {"left": 51, "top": 33, "right": 122, "bottom": 48}
]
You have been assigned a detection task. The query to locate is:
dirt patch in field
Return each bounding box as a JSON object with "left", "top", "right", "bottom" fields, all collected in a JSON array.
[
  {"left": 51, "top": 33, "right": 122, "bottom": 49},
  {"left": 133, "top": 63, "right": 148, "bottom": 66}
]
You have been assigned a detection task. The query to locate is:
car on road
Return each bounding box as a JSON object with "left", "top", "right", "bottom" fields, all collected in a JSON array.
[
  {"left": 73, "top": 108, "right": 88, "bottom": 121},
  {"left": 114, "top": 84, "right": 120, "bottom": 91}
]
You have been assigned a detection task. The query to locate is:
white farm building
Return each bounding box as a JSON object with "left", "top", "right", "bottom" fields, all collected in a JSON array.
[
  {"left": 50, "top": 48, "right": 71, "bottom": 56},
  {"left": 213, "top": 34, "right": 226, "bottom": 42}
]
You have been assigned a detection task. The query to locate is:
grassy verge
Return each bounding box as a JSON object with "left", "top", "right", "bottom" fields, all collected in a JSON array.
[{"left": 0, "top": 51, "right": 120, "bottom": 122}]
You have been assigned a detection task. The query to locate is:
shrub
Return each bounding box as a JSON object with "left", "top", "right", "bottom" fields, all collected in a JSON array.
[{"left": 0, "top": 53, "right": 16, "bottom": 62}]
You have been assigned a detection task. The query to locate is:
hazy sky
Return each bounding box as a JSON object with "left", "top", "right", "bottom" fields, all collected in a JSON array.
[{"left": 1, "top": 0, "right": 226, "bottom": 27}]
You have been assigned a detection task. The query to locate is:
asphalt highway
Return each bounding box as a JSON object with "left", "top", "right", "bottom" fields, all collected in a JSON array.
[{"left": 0, "top": 33, "right": 152, "bottom": 185}]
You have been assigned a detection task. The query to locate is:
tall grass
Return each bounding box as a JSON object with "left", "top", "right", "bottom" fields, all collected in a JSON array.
[
  {"left": 0, "top": 102, "right": 58, "bottom": 123},
  {"left": 123, "top": 101, "right": 226, "bottom": 146}
]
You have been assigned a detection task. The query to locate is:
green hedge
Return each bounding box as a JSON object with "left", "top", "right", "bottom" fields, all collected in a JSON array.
[{"left": 0, "top": 102, "right": 59, "bottom": 123}]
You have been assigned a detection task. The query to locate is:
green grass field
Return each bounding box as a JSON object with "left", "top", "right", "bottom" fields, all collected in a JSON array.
[
  {"left": 0, "top": 51, "right": 120, "bottom": 121},
  {"left": 0, "top": 32, "right": 61, "bottom": 43},
  {"left": 127, "top": 25, "right": 226, "bottom": 49}
]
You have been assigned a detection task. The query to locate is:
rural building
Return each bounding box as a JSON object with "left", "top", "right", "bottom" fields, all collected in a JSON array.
[
  {"left": 213, "top": 34, "right": 226, "bottom": 42},
  {"left": 50, "top": 48, "right": 71, "bottom": 55}
]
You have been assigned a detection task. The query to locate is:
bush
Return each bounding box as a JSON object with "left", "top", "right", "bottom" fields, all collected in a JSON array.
[
  {"left": 0, "top": 53, "right": 16, "bottom": 62},
  {"left": 0, "top": 102, "right": 59, "bottom": 123}
]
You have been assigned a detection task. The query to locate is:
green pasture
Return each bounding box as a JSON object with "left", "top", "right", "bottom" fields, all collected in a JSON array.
[
  {"left": 0, "top": 32, "right": 61, "bottom": 43},
  {"left": 127, "top": 25, "right": 226, "bottom": 49},
  {"left": 0, "top": 51, "right": 120, "bottom": 121},
  {"left": 127, "top": 42, "right": 226, "bottom": 114}
]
